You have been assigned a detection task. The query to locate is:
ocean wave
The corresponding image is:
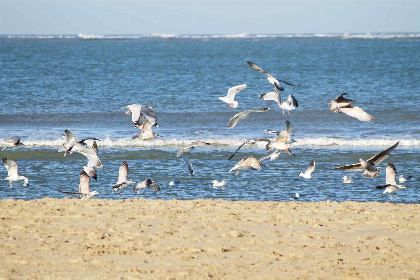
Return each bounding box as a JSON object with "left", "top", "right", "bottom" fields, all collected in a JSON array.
[
  {"left": 2, "top": 137, "right": 419, "bottom": 149},
  {"left": 3, "top": 33, "right": 420, "bottom": 40}
]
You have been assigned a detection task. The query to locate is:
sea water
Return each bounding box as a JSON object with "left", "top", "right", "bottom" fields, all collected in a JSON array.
[{"left": 0, "top": 34, "right": 419, "bottom": 202}]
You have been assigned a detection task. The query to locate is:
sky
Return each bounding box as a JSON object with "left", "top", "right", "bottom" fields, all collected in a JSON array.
[{"left": 0, "top": 0, "right": 419, "bottom": 34}]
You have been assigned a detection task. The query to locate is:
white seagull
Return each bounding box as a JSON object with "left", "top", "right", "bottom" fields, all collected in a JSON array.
[
  {"left": 2, "top": 157, "right": 29, "bottom": 188},
  {"left": 58, "top": 129, "right": 77, "bottom": 156},
  {"left": 169, "top": 180, "right": 180, "bottom": 186},
  {"left": 211, "top": 179, "right": 227, "bottom": 188},
  {"left": 112, "top": 161, "right": 136, "bottom": 195},
  {"left": 60, "top": 170, "right": 99, "bottom": 200},
  {"left": 71, "top": 139, "right": 103, "bottom": 180},
  {"left": 133, "top": 179, "right": 161, "bottom": 194},
  {"left": 342, "top": 176, "right": 354, "bottom": 184},
  {"left": 177, "top": 141, "right": 211, "bottom": 176},
  {"left": 1, "top": 138, "right": 25, "bottom": 151},
  {"left": 333, "top": 142, "right": 399, "bottom": 178},
  {"left": 133, "top": 121, "right": 160, "bottom": 140},
  {"left": 259, "top": 91, "right": 298, "bottom": 114},
  {"left": 399, "top": 175, "right": 412, "bottom": 183},
  {"left": 229, "top": 156, "right": 266, "bottom": 175},
  {"left": 123, "top": 104, "right": 158, "bottom": 128},
  {"left": 328, "top": 93, "right": 374, "bottom": 122},
  {"left": 265, "top": 120, "right": 296, "bottom": 155},
  {"left": 227, "top": 107, "right": 269, "bottom": 129},
  {"left": 298, "top": 160, "right": 316, "bottom": 179},
  {"left": 290, "top": 193, "right": 300, "bottom": 200},
  {"left": 376, "top": 163, "right": 406, "bottom": 200},
  {"left": 218, "top": 84, "right": 247, "bottom": 108},
  {"left": 247, "top": 61, "right": 300, "bottom": 92}
]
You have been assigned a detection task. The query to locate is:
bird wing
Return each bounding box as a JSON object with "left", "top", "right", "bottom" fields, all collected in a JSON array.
[
  {"left": 148, "top": 181, "right": 161, "bottom": 191},
  {"left": 227, "top": 107, "right": 269, "bottom": 128},
  {"left": 247, "top": 157, "right": 266, "bottom": 171},
  {"left": 79, "top": 169, "right": 91, "bottom": 194},
  {"left": 118, "top": 161, "right": 129, "bottom": 183},
  {"left": 340, "top": 106, "right": 374, "bottom": 122},
  {"left": 247, "top": 61, "right": 267, "bottom": 74},
  {"left": 376, "top": 184, "right": 392, "bottom": 189},
  {"left": 367, "top": 142, "right": 399, "bottom": 166},
  {"left": 285, "top": 120, "right": 294, "bottom": 135},
  {"left": 278, "top": 79, "right": 301, "bottom": 87},
  {"left": 3, "top": 157, "right": 19, "bottom": 177},
  {"left": 385, "top": 163, "right": 397, "bottom": 186},
  {"left": 304, "top": 160, "right": 316, "bottom": 176},
  {"left": 259, "top": 91, "right": 280, "bottom": 104},
  {"left": 64, "top": 129, "right": 76, "bottom": 143},
  {"left": 227, "top": 84, "right": 247, "bottom": 100},
  {"left": 127, "top": 104, "right": 142, "bottom": 124},
  {"left": 286, "top": 95, "right": 299, "bottom": 107},
  {"left": 333, "top": 163, "right": 364, "bottom": 172},
  {"left": 275, "top": 130, "right": 290, "bottom": 143},
  {"left": 181, "top": 154, "right": 194, "bottom": 176},
  {"left": 92, "top": 141, "right": 99, "bottom": 155},
  {"left": 140, "top": 105, "right": 158, "bottom": 127},
  {"left": 265, "top": 129, "right": 281, "bottom": 135},
  {"left": 335, "top": 93, "right": 354, "bottom": 103}
]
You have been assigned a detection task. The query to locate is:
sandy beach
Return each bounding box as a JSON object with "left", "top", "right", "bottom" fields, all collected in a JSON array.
[{"left": 0, "top": 199, "right": 418, "bottom": 279}]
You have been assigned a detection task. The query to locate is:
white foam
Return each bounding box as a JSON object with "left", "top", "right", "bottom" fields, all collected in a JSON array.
[{"left": 13, "top": 137, "right": 420, "bottom": 149}]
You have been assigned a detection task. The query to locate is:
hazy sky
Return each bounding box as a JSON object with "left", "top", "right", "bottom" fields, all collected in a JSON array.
[{"left": 1, "top": 0, "right": 419, "bottom": 34}]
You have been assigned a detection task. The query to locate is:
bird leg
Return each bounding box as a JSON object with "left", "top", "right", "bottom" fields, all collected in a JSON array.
[
  {"left": 118, "top": 190, "right": 122, "bottom": 196},
  {"left": 287, "top": 111, "right": 289, "bottom": 115},
  {"left": 235, "top": 170, "right": 239, "bottom": 176},
  {"left": 9, "top": 182, "right": 13, "bottom": 188},
  {"left": 282, "top": 110, "right": 285, "bottom": 115}
]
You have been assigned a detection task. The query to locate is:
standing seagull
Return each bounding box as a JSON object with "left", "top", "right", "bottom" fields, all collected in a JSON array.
[
  {"left": 229, "top": 156, "right": 266, "bottom": 175},
  {"left": 2, "top": 157, "right": 29, "bottom": 188},
  {"left": 211, "top": 179, "right": 227, "bottom": 188},
  {"left": 259, "top": 91, "right": 298, "bottom": 114},
  {"left": 328, "top": 93, "right": 374, "bottom": 122},
  {"left": 1, "top": 138, "right": 25, "bottom": 151},
  {"left": 342, "top": 176, "right": 354, "bottom": 183},
  {"left": 60, "top": 170, "right": 99, "bottom": 200},
  {"left": 112, "top": 161, "right": 136, "bottom": 195},
  {"left": 218, "top": 84, "right": 247, "bottom": 108},
  {"left": 376, "top": 163, "right": 406, "bottom": 200},
  {"left": 227, "top": 107, "right": 269, "bottom": 128},
  {"left": 333, "top": 142, "right": 399, "bottom": 178},
  {"left": 298, "top": 160, "right": 316, "bottom": 179},
  {"left": 247, "top": 61, "right": 300, "bottom": 92}
]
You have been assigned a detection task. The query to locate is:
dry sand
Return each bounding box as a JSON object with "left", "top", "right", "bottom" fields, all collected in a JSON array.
[{"left": 0, "top": 198, "right": 419, "bottom": 280}]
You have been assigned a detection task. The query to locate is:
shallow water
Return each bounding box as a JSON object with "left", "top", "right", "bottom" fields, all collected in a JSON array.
[{"left": 0, "top": 34, "right": 419, "bottom": 202}]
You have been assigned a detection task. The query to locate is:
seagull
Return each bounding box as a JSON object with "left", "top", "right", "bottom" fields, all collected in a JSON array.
[
  {"left": 58, "top": 129, "right": 77, "bottom": 156},
  {"left": 247, "top": 61, "right": 300, "bottom": 92},
  {"left": 71, "top": 140, "right": 103, "bottom": 180},
  {"left": 229, "top": 156, "right": 266, "bottom": 175},
  {"left": 2, "top": 157, "right": 29, "bottom": 188},
  {"left": 168, "top": 180, "right": 180, "bottom": 186},
  {"left": 290, "top": 193, "right": 300, "bottom": 200},
  {"left": 123, "top": 104, "right": 158, "bottom": 128},
  {"left": 218, "top": 84, "right": 247, "bottom": 108},
  {"left": 211, "top": 179, "right": 227, "bottom": 188},
  {"left": 265, "top": 121, "right": 296, "bottom": 156},
  {"left": 259, "top": 150, "right": 281, "bottom": 161},
  {"left": 298, "top": 160, "right": 316, "bottom": 179},
  {"left": 227, "top": 107, "right": 269, "bottom": 128},
  {"left": 1, "top": 138, "right": 25, "bottom": 151},
  {"left": 399, "top": 175, "right": 412, "bottom": 183},
  {"left": 133, "top": 179, "right": 161, "bottom": 194},
  {"left": 259, "top": 91, "right": 298, "bottom": 114},
  {"left": 328, "top": 93, "right": 374, "bottom": 122},
  {"left": 177, "top": 141, "right": 211, "bottom": 176},
  {"left": 342, "top": 176, "right": 354, "bottom": 183},
  {"left": 133, "top": 121, "right": 160, "bottom": 140},
  {"left": 60, "top": 170, "right": 99, "bottom": 200},
  {"left": 112, "top": 161, "right": 136, "bottom": 195},
  {"left": 265, "top": 120, "right": 295, "bottom": 145},
  {"left": 376, "top": 163, "right": 406, "bottom": 200},
  {"left": 333, "top": 142, "right": 399, "bottom": 178}
]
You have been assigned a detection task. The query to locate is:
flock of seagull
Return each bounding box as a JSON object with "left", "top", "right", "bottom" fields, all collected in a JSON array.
[{"left": 1, "top": 61, "right": 413, "bottom": 200}]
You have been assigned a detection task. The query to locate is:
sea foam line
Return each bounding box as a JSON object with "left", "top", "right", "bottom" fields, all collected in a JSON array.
[{"left": 4, "top": 137, "right": 419, "bottom": 149}]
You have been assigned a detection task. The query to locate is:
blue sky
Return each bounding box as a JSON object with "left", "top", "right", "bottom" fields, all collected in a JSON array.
[{"left": 0, "top": 0, "right": 419, "bottom": 34}]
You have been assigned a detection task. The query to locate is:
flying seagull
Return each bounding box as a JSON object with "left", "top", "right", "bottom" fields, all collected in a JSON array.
[
  {"left": 211, "top": 179, "right": 227, "bottom": 188},
  {"left": 265, "top": 120, "right": 296, "bottom": 155},
  {"left": 71, "top": 140, "right": 103, "bottom": 180},
  {"left": 133, "top": 179, "right": 161, "bottom": 194},
  {"left": 227, "top": 107, "right": 269, "bottom": 129},
  {"left": 1, "top": 138, "right": 25, "bottom": 151},
  {"left": 60, "top": 170, "right": 99, "bottom": 200},
  {"left": 123, "top": 104, "right": 158, "bottom": 128},
  {"left": 177, "top": 141, "right": 211, "bottom": 176},
  {"left": 259, "top": 91, "right": 298, "bottom": 114},
  {"left": 399, "top": 175, "right": 412, "bottom": 183},
  {"left": 342, "top": 176, "right": 354, "bottom": 184},
  {"left": 229, "top": 156, "right": 266, "bottom": 175},
  {"left": 112, "top": 161, "right": 136, "bottom": 195},
  {"left": 247, "top": 61, "right": 300, "bottom": 91},
  {"left": 376, "top": 163, "right": 406, "bottom": 199},
  {"left": 328, "top": 93, "right": 374, "bottom": 122},
  {"left": 58, "top": 129, "right": 77, "bottom": 156},
  {"left": 333, "top": 142, "right": 399, "bottom": 178},
  {"left": 298, "top": 160, "right": 316, "bottom": 179},
  {"left": 218, "top": 84, "right": 247, "bottom": 108},
  {"left": 2, "top": 157, "right": 29, "bottom": 188}
]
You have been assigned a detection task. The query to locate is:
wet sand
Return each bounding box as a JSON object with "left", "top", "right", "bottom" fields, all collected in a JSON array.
[{"left": 0, "top": 198, "right": 419, "bottom": 279}]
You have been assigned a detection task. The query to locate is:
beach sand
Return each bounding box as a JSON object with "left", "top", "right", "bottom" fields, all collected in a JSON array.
[{"left": 0, "top": 199, "right": 418, "bottom": 279}]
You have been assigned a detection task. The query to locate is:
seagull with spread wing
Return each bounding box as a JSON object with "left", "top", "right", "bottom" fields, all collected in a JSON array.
[
  {"left": 328, "top": 93, "right": 374, "bottom": 122},
  {"left": 333, "top": 142, "right": 399, "bottom": 178},
  {"left": 218, "top": 84, "right": 247, "bottom": 108},
  {"left": 227, "top": 107, "right": 269, "bottom": 128},
  {"left": 298, "top": 160, "right": 316, "bottom": 179},
  {"left": 71, "top": 139, "right": 103, "bottom": 180},
  {"left": 376, "top": 163, "right": 406, "bottom": 200},
  {"left": 265, "top": 120, "right": 296, "bottom": 155},
  {"left": 133, "top": 179, "right": 161, "bottom": 194},
  {"left": 247, "top": 61, "right": 300, "bottom": 92},
  {"left": 1, "top": 138, "right": 25, "bottom": 151},
  {"left": 60, "top": 170, "right": 99, "bottom": 200},
  {"left": 259, "top": 91, "right": 298, "bottom": 114},
  {"left": 58, "top": 129, "right": 77, "bottom": 156},
  {"left": 112, "top": 161, "right": 136, "bottom": 195},
  {"left": 2, "top": 157, "right": 29, "bottom": 188},
  {"left": 229, "top": 156, "right": 266, "bottom": 175},
  {"left": 177, "top": 141, "right": 210, "bottom": 176}
]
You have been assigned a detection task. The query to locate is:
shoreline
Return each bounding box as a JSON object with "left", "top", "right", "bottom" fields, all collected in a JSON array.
[{"left": 1, "top": 199, "right": 419, "bottom": 279}]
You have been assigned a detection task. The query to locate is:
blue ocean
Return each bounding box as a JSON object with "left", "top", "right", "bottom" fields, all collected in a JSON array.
[{"left": 0, "top": 33, "right": 419, "bottom": 202}]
